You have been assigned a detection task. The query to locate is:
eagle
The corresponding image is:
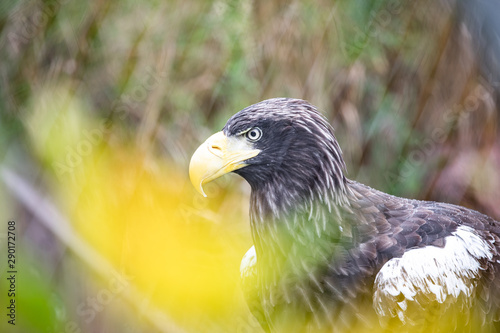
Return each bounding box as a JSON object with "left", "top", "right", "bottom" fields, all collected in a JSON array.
[{"left": 189, "top": 98, "right": 500, "bottom": 333}]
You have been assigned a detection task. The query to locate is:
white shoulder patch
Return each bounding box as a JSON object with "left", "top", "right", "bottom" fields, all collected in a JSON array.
[
  {"left": 241, "top": 245, "right": 257, "bottom": 279},
  {"left": 373, "top": 226, "right": 494, "bottom": 323}
]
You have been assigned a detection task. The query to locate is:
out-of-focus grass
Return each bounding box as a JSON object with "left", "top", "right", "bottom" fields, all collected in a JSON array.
[
  {"left": 71, "top": 148, "right": 252, "bottom": 331},
  {"left": 0, "top": 0, "right": 499, "bottom": 332},
  {"left": 15, "top": 83, "right": 257, "bottom": 332},
  {"left": 70, "top": 144, "right": 251, "bottom": 323}
]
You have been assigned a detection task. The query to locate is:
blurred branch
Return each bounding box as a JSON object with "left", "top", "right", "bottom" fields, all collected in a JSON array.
[{"left": 0, "top": 166, "right": 187, "bottom": 333}]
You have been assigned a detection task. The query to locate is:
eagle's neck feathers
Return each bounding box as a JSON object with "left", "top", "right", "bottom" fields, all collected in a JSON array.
[{"left": 248, "top": 174, "right": 360, "bottom": 281}]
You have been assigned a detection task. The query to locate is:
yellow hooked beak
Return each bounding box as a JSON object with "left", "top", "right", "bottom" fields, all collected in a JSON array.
[{"left": 189, "top": 131, "right": 260, "bottom": 197}]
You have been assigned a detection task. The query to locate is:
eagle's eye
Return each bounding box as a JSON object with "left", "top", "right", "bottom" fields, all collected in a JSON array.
[{"left": 246, "top": 127, "right": 262, "bottom": 142}]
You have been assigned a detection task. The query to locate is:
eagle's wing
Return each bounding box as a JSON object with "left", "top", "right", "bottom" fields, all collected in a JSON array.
[
  {"left": 345, "top": 182, "right": 500, "bottom": 330},
  {"left": 366, "top": 194, "right": 500, "bottom": 329},
  {"left": 373, "top": 225, "right": 495, "bottom": 327},
  {"left": 241, "top": 246, "right": 269, "bottom": 332}
]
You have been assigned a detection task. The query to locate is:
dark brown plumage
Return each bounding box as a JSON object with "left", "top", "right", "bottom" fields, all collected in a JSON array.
[{"left": 190, "top": 98, "right": 500, "bottom": 333}]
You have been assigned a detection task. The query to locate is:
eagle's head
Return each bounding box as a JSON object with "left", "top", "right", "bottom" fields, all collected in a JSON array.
[{"left": 189, "top": 98, "right": 348, "bottom": 218}]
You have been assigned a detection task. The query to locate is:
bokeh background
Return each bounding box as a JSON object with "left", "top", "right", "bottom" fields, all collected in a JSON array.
[{"left": 0, "top": 0, "right": 499, "bottom": 332}]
